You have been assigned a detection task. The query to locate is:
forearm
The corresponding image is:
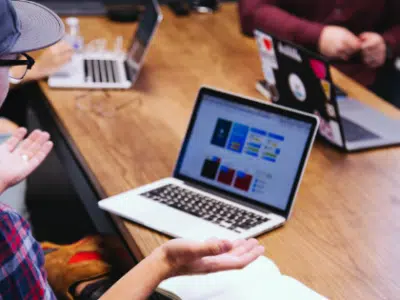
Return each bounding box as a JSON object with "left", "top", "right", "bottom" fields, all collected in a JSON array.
[
  {"left": 253, "top": 5, "right": 323, "bottom": 48},
  {"left": 239, "top": 0, "right": 323, "bottom": 48},
  {"left": 100, "top": 249, "right": 171, "bottom": 300}
]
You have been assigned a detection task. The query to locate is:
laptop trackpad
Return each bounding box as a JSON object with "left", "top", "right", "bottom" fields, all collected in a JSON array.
[{"left": 337, "top": 97, "right": 400, "bottom": 139}]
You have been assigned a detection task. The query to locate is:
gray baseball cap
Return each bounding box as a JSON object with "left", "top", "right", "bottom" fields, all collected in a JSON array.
[{"left": 0, "top": 0, "right": 65, "bottom": 55}]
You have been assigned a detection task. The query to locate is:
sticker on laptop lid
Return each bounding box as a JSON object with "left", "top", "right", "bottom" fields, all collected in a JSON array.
[
  {"left": 326, "top": 103, "right": 336, "bottom": 118},
  {"left": 314, "top": 110, "right": 334, "bottom": 140},
  {"left": 278, "top": 42, "right": 302, "bottom": 63},
  {"left": 288, "top": 73, "right": 306, "bottom": 101},
  {"left": 310, "top": 59, "right": 327, "bottom": 79},
  {"left": 314, "top": 110, "right": 343, "bottom": 146},
  {"left": 262, "top": 65, "right": 276, "bottom": 85},
  {"left": 256, "top": 33, "right": 278, "bottom": 69},
  {"left": 321, "top": 79, "right": 331, "bottom": 101}
]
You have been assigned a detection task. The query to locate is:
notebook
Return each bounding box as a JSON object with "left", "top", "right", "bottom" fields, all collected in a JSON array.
[{"left": 156, "top": 256, "right": 327, "bottom": 300}]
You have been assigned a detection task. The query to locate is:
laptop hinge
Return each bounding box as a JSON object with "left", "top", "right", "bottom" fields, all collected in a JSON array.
[
  {"left": 182, "top": 181, "right": 274, "bottom": 216},
  {"left": 124, "top": 60, "right": 132, "bottom": 81}
]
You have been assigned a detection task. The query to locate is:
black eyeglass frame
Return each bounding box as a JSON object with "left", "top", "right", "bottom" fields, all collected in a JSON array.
[{"left": 0, "top": 53, "right": 35, "bottom": 69}]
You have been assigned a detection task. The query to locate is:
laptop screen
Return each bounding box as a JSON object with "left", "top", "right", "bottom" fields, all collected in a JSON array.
[
  {"left": 127, "top": 0, "right": 161, "bottom": 69},
  {"left": 175, "top": 88, "right": 317, "bottom": 216}
]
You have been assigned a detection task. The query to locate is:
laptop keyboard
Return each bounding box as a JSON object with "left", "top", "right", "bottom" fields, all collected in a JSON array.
[
  {"left": 141, "top": 184, "right": 270, "bottom": 233},
  {"left": 84, "top": 59, "right": 121, "bottom": 84},
  {"left": 341, "top": 117, "right": 380, "bottom": 142}
]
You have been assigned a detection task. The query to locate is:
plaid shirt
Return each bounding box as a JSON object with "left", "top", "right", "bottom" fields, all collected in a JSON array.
[{"left": 0, "top": 203, "right": 56, "bottom": 299}]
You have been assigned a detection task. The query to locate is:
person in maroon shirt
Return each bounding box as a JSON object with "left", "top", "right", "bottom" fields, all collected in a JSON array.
[{"left": 238, "top": 0, "right": 400, "bottom": 104}]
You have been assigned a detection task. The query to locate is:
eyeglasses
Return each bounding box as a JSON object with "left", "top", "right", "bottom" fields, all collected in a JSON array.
[{"left": 0, "top": 53, "right": 35, "bottom": 83}]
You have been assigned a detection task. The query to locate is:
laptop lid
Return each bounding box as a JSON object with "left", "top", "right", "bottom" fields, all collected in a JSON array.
[
  {"left": 173, "top": 87, "right": 319, "bottom": 219},
  {"left": 254, "top": 29, "right": 345, "bottom": 148},
  {"left": 126, "top": 0, "right": 163, "bottom": 84}
]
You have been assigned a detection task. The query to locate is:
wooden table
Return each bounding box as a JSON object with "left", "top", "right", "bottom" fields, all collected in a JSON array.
[{"left": 37, "top": 4, "right": 400, "bottom": 299}]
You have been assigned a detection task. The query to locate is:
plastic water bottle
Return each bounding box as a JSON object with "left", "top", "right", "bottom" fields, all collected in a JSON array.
[{"left": 65, "top": 17, "right": 84, "bottom": 52}]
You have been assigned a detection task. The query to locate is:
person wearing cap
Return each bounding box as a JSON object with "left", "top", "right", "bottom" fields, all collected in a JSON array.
[
  {"left": 0, "top": 1, "right": 264, "bottom": 299},
  {"left": 238, "top": 0, "right": 400, "bottom": 105},
  {"left": 0, "top": 40, "right": 73, "bottom": 219}
]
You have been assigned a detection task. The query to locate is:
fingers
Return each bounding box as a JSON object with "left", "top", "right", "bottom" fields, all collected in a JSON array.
[
  {"left": 231, "top": 245, "right": 265, "bottom": 268},
  {"left": 14, "top": 129, "right": 43, "bottom": 155},
  {"left": 20, "top": 141, "right": 53, "bottom": 179},
  {"left": 28, "top": 141, "right": 53, "bottom": 168},
  {"left": 49, "top": 40, "right": 74, "bottom": 55},
  {"left": 345, "top": 37, "right": 361, "bottom": 53},
  {"left": 21, "top": 131, "right": 51, "bottom": 159},
  {"left": 193, "top": 240, "right": 233, "bottom": 258},
  {"left": 201, "top": 244, "right": 265, "bottom": 273},
  {"left": 360, "top": 38, "right": 377, "bottom": 51},
  {"left": 4, "top": 127, "right": 27, "bottom": 152},
  {"left": 362, "top": 46, "right": 386, "bottom": 68},
  {"left": 359, "top": 32, "right": 370, "bottom": 42},
  {"left": 341, "top": 38, "right": 361, "bottom": 60},
  {"left": 229, "top": 238, "right": 259, "bottom": 256}
]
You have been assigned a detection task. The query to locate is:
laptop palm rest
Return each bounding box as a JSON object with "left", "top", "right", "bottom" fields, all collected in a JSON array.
[{"left": 337, "top": 97, "right": 400, "bottom": 140}]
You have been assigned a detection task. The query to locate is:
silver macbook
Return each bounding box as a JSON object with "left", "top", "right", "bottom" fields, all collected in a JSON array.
[
  {"left": 254, "top": 29, "right": 400, "bottom": 152},
  {"left": 98, "top": 87, "right": 319, "bottom": 240},
  {"left": 48, "top": 0, "right": 162, "bottom": 89}
]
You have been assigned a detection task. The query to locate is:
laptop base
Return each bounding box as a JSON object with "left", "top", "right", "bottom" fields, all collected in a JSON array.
[{"left": 48, "top": 53, "right": 132, "bottom": 90}]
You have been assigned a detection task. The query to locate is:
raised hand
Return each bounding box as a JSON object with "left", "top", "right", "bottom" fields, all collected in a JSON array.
[
  {"left": 157, "top": 238, "right": 264, "bottom": 278},
  {"left": 0, "top": 128, "right": 53, "bottom": 194},
  {"left": 10, "top": 40, "right": 74, "bottom": 82}
]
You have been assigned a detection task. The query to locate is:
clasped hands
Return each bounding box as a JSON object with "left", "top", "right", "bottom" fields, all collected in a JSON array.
[{"left": 319, "top": 26, "right": 387, "bottom": 68}]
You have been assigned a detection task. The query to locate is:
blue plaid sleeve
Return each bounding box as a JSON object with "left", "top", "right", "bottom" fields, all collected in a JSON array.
[{"left": 0, "top": 204, "right": 56, "bottom": 300}]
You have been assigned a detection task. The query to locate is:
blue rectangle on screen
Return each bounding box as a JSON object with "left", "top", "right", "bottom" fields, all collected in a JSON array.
[
  {"left": 227, "top": 123, "right": 249, "bottom": 153},
  {"left": 275, "top": 149, "right": 281, "bottom": 155},
  {"left": 236, "top": 171, "right": 246, "bottom": 178},
  {"left": 247, "top": 142, "right": 261, "bottom": 149},
  {"left": 245, "top": 151, "right": 258, "bottom": 157},
  {"left": 250, "top": 128, "right": 267, "bottom": 136},
  {"left": 263, "top": 157, "right": 276, "bottom": 162},
  {"left": 268, "top": 133, "right": 285, "bottom": 141}
]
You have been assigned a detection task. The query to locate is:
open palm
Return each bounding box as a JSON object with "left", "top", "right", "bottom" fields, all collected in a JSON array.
[
  {"left": 0, "top": 128, "right": 53, "bottom": 193},
  {"left": 161, "top": 238, "right": 264, "bottom": 278}
]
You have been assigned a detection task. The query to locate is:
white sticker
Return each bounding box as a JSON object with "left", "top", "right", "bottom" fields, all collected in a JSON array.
[
  {"left": 288, "top": 73, "right": 306, "bottom": 101},
  {"left": 262, "top": 65, "right": 276, "bottom": 85},
  {"left": 278, "top": 42, "right": 302, "bottom": 63},
  {"left": 256, "top": 33, "right": 278, "bottom": 69},
  {"left": 326, "top": 103, "right": 336, "bottom": 118}
]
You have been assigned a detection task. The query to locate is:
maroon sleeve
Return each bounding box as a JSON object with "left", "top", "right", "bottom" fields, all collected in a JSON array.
[
  {"left": 238, "top": 0, "right": 324, "bottom": 48},
  {"left": 382, "top": 0, "right": 400, "bottom": 57}
]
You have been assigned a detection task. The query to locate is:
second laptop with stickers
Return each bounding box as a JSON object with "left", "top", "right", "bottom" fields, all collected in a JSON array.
[{"left": 254, "top": 29, "right": 400, "bottom": 152}]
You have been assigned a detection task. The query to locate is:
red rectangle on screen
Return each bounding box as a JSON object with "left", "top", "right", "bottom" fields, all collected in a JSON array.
[
  {"left": 234, "top": 171, "right": 253, "bottom": 191},
  {"left": 217, "top": 166, "right": 235, "bottom": 185}
]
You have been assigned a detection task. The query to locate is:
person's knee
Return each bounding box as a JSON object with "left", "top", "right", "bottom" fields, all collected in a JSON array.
[{"left": 0, "top": 118, "right": 18, "bottom": 133}]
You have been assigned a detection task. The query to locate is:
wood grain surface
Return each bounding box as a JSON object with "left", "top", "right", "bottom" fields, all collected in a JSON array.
[{"left": 38, "top": 4, "right": 400, "bottom": 299}]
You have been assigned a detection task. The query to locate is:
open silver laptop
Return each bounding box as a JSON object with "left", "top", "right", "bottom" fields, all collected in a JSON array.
[
  {"left": 99, "top": 87, "right": 319, "bottom": 240},
  {"left": 254, "top": 29, "right": 400, "bottom": 152},
  {"left": 48, "top": 0, "right": 162, "bottom": 89}
]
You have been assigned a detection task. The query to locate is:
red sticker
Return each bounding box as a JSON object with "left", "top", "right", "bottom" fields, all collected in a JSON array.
[
  {"left": 310, "top": 59, "right": 327, "bottom": 79},
  {"left": 263, "top": 38, "right": 273, "bottom": 51}
]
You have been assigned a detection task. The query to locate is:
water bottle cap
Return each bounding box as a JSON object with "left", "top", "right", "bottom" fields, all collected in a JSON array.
[{"left": 66, "top": 17, "right": 79, "bottom": 26}]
